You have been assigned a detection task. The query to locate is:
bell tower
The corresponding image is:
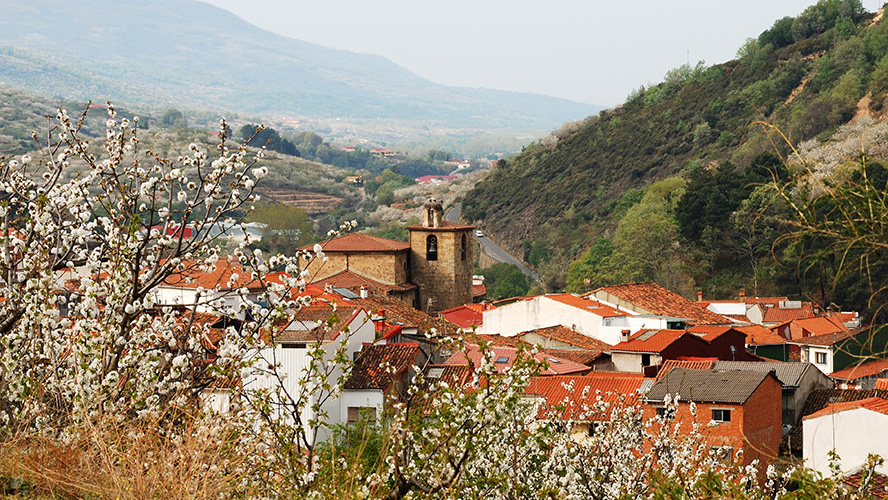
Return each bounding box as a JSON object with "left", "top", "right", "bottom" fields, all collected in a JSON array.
[{"left": 408, "top": 198, "right": 474, "bottom": 313}]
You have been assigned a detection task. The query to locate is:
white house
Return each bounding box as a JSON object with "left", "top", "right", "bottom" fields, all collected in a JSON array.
[
  {"left": 242, "top": 304, "right": 377, "bottom": 442},
  {"left": 803, "top": 397, "right": 888, "bottom": 476},
  {"left": 153, "top": 258, "right": 267, "bottom": 316}
]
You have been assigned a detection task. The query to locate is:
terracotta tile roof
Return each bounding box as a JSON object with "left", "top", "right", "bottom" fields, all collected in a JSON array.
[
  {"left": 312, "top": 269, "right": 417, "bottom": 294},
  {"left": 472, "top": 283, "right": 486, "bottom": 299},
  {"left": 542, "top": 349, "right": 608, "bottom": 366},
  {"left": 804, "top": 397, "right": 888, "bottom": 420},
  {"left": 587, "top": 282, "right": 729, "bottom": 324},
  {"left": 831, "top": 357, "right": 888, "bottom": 381},
  {"left": 762, "top": 302, "right": 815, "bottom": 323},
  {"left": 843, "top": 469, "right": 888, "bottom": 499},
  {"left": 468, "top": 334, "right": 524, "bottom": 348},
  {"left": 787, "top": 325, "right": 871, "bottom": 347},
  {"left": 162, "top": 258, "right": 263, "bottom": 290},
  {"left": 275, "top": 306, "right": 362, "bottom": 343},
  {"left": 686, "top": 325, "right": 734, "bottom": 342},
  {"left": 526, "top": 373, "right": 646, "bottom": 420},
  {"left": 656, "top": 359, "right": 716, "bottom": 379},
  {"left": 773, "top": 316, "right": 847, "bottom": 340},
  {"left": 646, "top": 368, "right": 775, "bottom": 405},
  {"left": 263, "top": 273, "right": 346, "bottom": 304},
  {"left": 444, "top": 344, "right": 590, "bottom": 375},
  {"left": 440, "top": 303, "right": 486, "bottom": 329},
  {"left": 877, "top": 379, "right": 888, "bottom": 390},
  {"left": 545, "top": 294, "right": 627, "bottom": 317},
  {"left": 612, "top": 329, "right": 686, "bottom": 353},
  {"left": 311, "top": 233, "right": 410, "bottom": 252},
  {"left": 788, "top": 388, "right": 888, "bottom": 451},
  {"left": 351, "top": 289, "right": 460, "bottom": 336},
  {"left": 344, "top": 343, "right": 421, "bottom": 390},
  {"left": 734, "top": 325, "right": 786, "bottom": 345},
  {"left": 519, "top": 325, "right": 613, "bottom": 351}
]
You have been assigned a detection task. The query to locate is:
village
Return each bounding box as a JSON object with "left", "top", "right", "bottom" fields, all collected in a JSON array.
[{"left": 46, "top": 196, "right": 887, "bottom": 493}]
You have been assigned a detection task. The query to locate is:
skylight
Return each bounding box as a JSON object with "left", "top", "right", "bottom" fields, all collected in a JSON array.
[{"left": 495, "top": 356, "right": 510, "bottom": 364}]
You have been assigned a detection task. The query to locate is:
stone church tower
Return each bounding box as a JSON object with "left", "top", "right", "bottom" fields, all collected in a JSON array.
[{"left": 408, "top": 198, "right": 474, "bottom": 313}]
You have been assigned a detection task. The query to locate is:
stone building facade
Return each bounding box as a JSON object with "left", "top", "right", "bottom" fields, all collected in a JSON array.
[
  {"left": 407, "top": 199, "right": 474, "bottom": 313},
  {"left": 299, "top": 199, "right": 474, "bottom": 313}
]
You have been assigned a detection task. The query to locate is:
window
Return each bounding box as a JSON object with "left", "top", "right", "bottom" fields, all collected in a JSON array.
[
  {"left": 426, "top": 235, "right": 438, "bottom": 261},
  {"left": 712, "top": 408, "right": 731, "bottom": 423},
  {"left": 281, "top": 343, "right": 306, "bottom": 349},
  {"left": 641, "top": 353, "right": 651, "bottom": 366},
  {"left": 656, "top": 406, "right": 675, "bottom": 420},
  {"left": 815, "top": 352, "right": 827, "bottom": 364},
  {"left": 495, "top": 356, "right": 510, "bottom": 364},
  {"left": 347, "top": 406, "right": 377, "bottom": 424},
  {"left": 461, "top": 234, "right": 467, "bottom": 261},
  {"left": 709, "top": 446, "right": 734, "bottom": 463}
]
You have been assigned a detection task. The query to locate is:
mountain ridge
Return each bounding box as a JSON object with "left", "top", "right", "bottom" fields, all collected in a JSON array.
[{"left": 0, "top": 0, "right": 601, "bottom": 132}]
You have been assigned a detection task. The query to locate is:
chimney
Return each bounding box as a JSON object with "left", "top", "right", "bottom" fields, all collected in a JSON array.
[
  {"left": 359, "top": 285, "right": 368, "bottom": 299},
  {"left": 739, "top": 288, "right": 746, "bottom": 301},
  {"left": 697, "top": 291, "right": 703, "bottom": 302},
  {"left": 621, "top": 329, "right": 631, "bottom": 343}
]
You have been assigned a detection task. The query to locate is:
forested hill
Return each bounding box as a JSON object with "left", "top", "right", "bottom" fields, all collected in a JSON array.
[{"left": 463, "top": 0, "right": 888, "bottom": 301}]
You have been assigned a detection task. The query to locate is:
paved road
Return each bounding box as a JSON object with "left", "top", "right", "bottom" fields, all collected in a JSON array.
[{"left": 446, "top": 204, "right": 540, "bottom": 282}]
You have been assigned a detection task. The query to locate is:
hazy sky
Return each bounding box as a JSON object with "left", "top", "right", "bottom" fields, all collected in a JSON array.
[{"left": 201, "top": 0, "right": 883, "bottom": 106}]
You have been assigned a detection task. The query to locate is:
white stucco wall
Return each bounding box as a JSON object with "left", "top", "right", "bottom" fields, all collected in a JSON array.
[
  {"left": 801, "top": 345, "right": 834, "bottom": 375},
  {"left": 340, "top": 390, "right": 385, "bottom": 424},
  {"left": 804, "top": 407, "right": 888, "bottom": 476}
]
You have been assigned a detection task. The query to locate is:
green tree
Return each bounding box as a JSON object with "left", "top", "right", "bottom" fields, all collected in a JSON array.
[
  {"left": 247, "top": 202, "right": 315, "bottom": 254},
  {"left": 479, "top": 263, "right": 531, "bottom": 300}
]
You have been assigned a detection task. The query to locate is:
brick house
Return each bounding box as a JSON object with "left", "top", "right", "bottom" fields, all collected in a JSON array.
[{"left": 645, "top": 367, "right": 783, "bottom": 467}]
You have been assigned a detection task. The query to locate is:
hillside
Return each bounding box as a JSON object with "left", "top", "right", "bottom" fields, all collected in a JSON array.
[
  {"left": 463, "top": 0, "right": 888, "bottom": 306},
  {"left": 0, "top": 0, "right": 600, "bottom": 138}
]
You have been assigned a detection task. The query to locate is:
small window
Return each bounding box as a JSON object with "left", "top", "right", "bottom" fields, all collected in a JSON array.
[
  {"left": 347, "top": 406, "right": 377, "bottom": 424},
  {"left": 641, "top": 353, "right": 651, "bottom": 366},
  {"left": 815, "top": 352, "right": 827, "bottom": 364},
  {"left": 427, "top": 367, "right": 444, "bottom": 379},
  {"left": 282, "top": 343, "right": 306, "bottom": 349},
  {"left": 656, "top": 406, "right": 675, "bottom": 420},
  {"left": 426, "top": 235, "right": 438, "bottom": 261},
  {"left": 709, "top": 446, "right": 734, "bottom": 464},
  {"left": 712, "top": 409, "right": 731, "bottom": 423}
]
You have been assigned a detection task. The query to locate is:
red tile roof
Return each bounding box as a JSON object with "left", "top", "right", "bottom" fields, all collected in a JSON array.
[
  {"left": 735, "top": 325, "right": 786, "bottom": 345},
  {"left": 878, "top": 379, "right": 888, "bottom": 391},
  {"left": 304, "top": 233, "right": 409, "bottom": 253},
  {"left": 788, "top": 325, "right": 868, "bottom": 347},
  {"left": 344, "top": 343, "right": 421, "bottom": 390},
  {"left": 519, "top": 325, "right": 613, "bottom": 350},
  {"left": 804, "top": 397, "right": 888, "bottom": 420},
  {"left": 831, "top": 357, "right": 888, "bottom": 381},
  {"left": 656, "top": 359, "right": 717, "bottom": 379},
  {"left": 526, "top": 373, "right": 646, "bottom": 421},
  {"left": 545, "top": 294, "right": 626, "bottom": 317},
  {"left": 162, "top": 258, "right": 263, "bottom": 290},
  {"left": 612, "top": 329, "right": 686, "bottom": 353},
  {"left": 472, "top": 283, "right": 486, "bottom": 299},
  {"left": 275, "top": 306, "right": 363, "bottom": 342},
  {"left": 587, "top": 282, "right": 729, "bottom": 324},
  {"left": 444, "top": 344, "right": 590, "bottom": 375},
  {"left": 761, "top": 302, "right": 815, "bottom": 324},
  {"left": 441, "top": 303, "right": 486, "bottom": 329},
  {"left": 312, "top": 269, "right": 417, "bottom": 294},
  {"left": 772, "top": 316, "right": 847, "bottom": 340},
  {"left": 351, "top": 289, "right": 460, "bottom": 337},
  {"left": 843, "top": 469, "right": 888, "bottom": 499}
]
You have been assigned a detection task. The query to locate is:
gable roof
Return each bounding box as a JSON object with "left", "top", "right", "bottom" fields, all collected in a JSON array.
[
  {"left": 711, "top": 360, "right": 815, "bottom": 388},
  {"left": 612, "top": 329, "right": 688, "bottom": 353},
  {"left": 444, "top": 344, "right": 590, "bottom": 376},
  {"left": 161, "top": 257, "right": 263, "bottom": 290},
  {"left": 646, "top": 367, "right": 775, "bottom": 405},
  {"left": 312, "top": 269, "right": 417, "bottom": 294},
  {"left": 831, "top": 357, "right": 888, "bottom": 381},
  {"left": 804, "top": 396, "right": 888, "bottom": 420},
  {"left": 788, "top": 325, "right": 871, "bottom": 347},
  {"left": 656, "top": 359, "right": 716, "bottom": 379},
  {"left": 274, "top": 306, "right": 363, "bottom": 343},
  {"left": 587, "top": 282, "right": 729, "bottom": 325},
  {"left": 735, "top": 324, "right": 787, "bottom": 345},
  {"left": 789, "top": 388, "right": 888, "bottom": 451},
  {"left": 351, "top": 288, "right": 460, "bottom": 336},
  {"left": 304, "top": 233, "right": 409, "bottom": 253},
  {"left": 344, "top": 343, "right": 421, "bottom": 390},
  {"left": 519, "top": 325, "right": 613, "bottom": 351},
  {"left": 526, "top": 373, "right": 647, "bottom": 421},
  {"left": 762, "top": 302, "right": 815, "bottom": 324}
]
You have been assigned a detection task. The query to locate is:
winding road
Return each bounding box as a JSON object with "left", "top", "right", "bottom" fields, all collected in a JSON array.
[{"left": 447, "top": 203, "right": 540, "bottom": 282}]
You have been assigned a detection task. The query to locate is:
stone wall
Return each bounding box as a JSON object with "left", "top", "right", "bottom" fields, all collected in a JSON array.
[
  {"left": 409, "top": 228, "right": 473, "bottom": 313},
  {"left": 304, "top": 251, "right": 408, "bottom": 285}
]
